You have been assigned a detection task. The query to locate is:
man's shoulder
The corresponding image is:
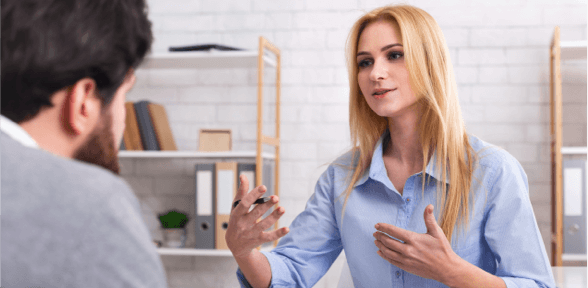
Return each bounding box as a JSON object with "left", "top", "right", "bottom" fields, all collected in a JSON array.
[
  {"left": 1, "top": 132, "right": 135, "bottom": 207},
  {"left": 1, "top": 134, "right": 167, "bottom": 288},
  {"left": 2, "top": 132, "right": 130, "bottom": 189}
]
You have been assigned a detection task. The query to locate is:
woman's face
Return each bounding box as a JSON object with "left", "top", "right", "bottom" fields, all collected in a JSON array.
[{"left": 356, "top": 20, "right": 418, "bottom": 119}]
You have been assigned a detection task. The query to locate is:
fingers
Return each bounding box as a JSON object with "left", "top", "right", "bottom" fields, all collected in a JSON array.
[
  {"left": 247, "top": 195, "right": 279, "bottom": 221},
  {"left": 374, "top": 231, "right": 405, "bottom": 255},
  {"left": 423, "top": 204, "right": 443, "bottom": 238},
  {"left": 375, "top": 223, "right": 411, "bottom": 244},
  {"left": 376, "top": 247, "right": 403, "bottom": 268},
  {"left": 254, "top": 201, "right": 285, "bottom": 231},
  {"left": 233, "top": 184, "right": 268, "bottom": 215},
  {"left": 234, "top": 174, "right": 249, "bottom": 201},
  {"left": 374, "top": 233, "right": 406, "bottom": 265},
  {"left": 260, "top": 226, "right": 290, "bottom": 243}
]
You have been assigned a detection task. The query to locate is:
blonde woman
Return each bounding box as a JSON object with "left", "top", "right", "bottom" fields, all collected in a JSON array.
[{"left": 226, "top": 5, "right": 555, "bottom": 288}]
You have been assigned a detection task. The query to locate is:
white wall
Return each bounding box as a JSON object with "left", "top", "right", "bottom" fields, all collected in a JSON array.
[{"left": 121, "top": 0, "right": 587, "bottom": 287}]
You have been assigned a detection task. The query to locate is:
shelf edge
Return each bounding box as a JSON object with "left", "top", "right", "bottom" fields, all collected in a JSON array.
[
  {"left": 118, "top": 151, "right": 276, "bottom": 159},
  {"left": 561, "top": 253, "right": 587, "bottom": 261},
  {"left": 560, "top": 40, "right": 588, "bottom": 48},
  {"left": 561, "top": 146, "right": 588, "bottom": 155},
  {"left": 157, "top": 245, "right": 274, "bottom": 256}
]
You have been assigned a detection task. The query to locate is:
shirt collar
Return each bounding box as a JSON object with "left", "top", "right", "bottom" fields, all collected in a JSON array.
[
  {"left": 353, "top": 129, "right": 450, "bottom": 188},
  {"left": 0, "top": 115, "right": 40, "bottom": 149}
]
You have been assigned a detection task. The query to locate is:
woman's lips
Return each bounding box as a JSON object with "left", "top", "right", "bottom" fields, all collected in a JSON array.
[{"left": 373, "top": 89, "right": 396, "bottom": 99}]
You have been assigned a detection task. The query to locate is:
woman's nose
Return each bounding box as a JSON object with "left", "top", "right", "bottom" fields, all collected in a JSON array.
[{"left": 369, "top": 59, "right": 388, "bottom": 81}]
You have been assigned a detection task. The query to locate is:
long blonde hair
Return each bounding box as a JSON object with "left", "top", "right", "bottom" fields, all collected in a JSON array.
[{"left": 339, "top": 5, "right": 476, "bottom": 244}]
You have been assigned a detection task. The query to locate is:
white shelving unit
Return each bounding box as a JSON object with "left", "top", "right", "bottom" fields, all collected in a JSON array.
[
  {"left": 123, "top": 37, "right": 282, "bottom": 256},
  {"left": 549, "top": 27, "right": 587, "bottom": 266}
]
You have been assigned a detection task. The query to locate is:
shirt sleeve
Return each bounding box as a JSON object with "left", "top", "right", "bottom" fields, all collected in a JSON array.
[
  {"left": 236, "top": 165, "right": 343, "bottom": 288},
  {"left": 483, "top": 151, "right": 556, "bottom": 288}
]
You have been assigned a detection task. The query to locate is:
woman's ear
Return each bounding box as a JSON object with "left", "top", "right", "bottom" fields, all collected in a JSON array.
[{"left": 63, "top": 78, "right": 102, "bottom": 136}]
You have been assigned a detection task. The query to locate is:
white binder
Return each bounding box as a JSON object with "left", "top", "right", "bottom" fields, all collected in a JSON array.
[{"left": 215, "top": 162, "right": 237, "bottom": 250}]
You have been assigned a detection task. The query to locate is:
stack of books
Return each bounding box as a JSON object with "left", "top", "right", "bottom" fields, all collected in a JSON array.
[{"left": 121, "top": 101, "right": 177, "bottom": 151}]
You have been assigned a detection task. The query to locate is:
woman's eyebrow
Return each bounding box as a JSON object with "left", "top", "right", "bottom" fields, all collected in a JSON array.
[{"left": 357, "top": 43, "right": 403, "bottom": 57}]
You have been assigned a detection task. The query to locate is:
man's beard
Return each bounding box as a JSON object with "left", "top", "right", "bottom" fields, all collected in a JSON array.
[{"left": 72, "top": 112, "right": 120, "bottom": 174}]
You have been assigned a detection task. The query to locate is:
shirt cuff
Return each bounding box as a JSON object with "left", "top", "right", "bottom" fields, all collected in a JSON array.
[
  {"left": 501, "top": 277, "right": 516, "bottom": 288},
  {"left": 236, "top": 267, "right": 254, "bottom": 288},
  {"left": 259, "top": 250, "right": 296, "bottom": 287},
  {"left": 235, "top": 250, "right": 296, "bottom": 288},
  {"left": 500, "top": 276, "right": 552, "bottom": 288}
]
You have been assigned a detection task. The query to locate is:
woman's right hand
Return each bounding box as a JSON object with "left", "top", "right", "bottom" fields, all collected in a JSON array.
[{"left": 226, "top": 174, "right": 289, "bottom": 259}]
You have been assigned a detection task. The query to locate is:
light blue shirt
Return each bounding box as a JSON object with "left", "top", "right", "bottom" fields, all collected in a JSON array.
[{"left": 237, "top": 131, "right": 556, "bottom": 287}]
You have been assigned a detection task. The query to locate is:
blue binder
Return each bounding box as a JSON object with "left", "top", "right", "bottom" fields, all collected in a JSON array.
[{"left": 133, "top": 101, "right": 159, "bottom": 151}]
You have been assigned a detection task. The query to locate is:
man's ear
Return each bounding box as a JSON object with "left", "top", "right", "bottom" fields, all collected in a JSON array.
[{"left": 63, "top": 78, "right": 102, "bottom": 136}]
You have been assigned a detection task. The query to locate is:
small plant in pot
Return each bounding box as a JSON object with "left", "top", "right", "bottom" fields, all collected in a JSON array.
[{"left": 158, "top": 210, "right": 190, "bottom": 248}]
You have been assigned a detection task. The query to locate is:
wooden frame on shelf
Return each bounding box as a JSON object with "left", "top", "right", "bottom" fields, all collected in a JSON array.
[
  {"left": 550, "top": 25, "right": 564, "bottom": 268},
  {"left": 257, "top": 36, "right": 281, "bottom": 248}
]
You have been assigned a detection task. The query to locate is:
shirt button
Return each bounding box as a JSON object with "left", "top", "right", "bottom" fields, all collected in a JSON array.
[
  {"left": 406, "top": 198, "right": 411, "bottom": 202},
  {"left": 396, "top": 271, "right": 401, "bottom": 278}
]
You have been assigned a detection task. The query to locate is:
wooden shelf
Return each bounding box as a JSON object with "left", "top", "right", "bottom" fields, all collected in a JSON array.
[
  {"left": 559, "top": 40, "right": 587, "bottom": 60},
  {"left": 561, "top": 146, "right": 588, "bottom": 155},
  {"left": 141, "top": 50, "right": 277, "bottom": 69},
  {"left": 119, "top": 150, "right": 276, "bottom": 159},
  {"left": 157, "top": 245, "right": 273, "bottom": 256}
]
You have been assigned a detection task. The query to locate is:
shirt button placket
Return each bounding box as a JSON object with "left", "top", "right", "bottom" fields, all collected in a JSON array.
[{"left": 392, "top": 269, "right": 402, "bottom": 285}]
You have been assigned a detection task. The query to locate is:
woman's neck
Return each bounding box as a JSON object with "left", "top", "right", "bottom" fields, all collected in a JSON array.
[{"left": 385, "top": 107, "right": 423, "bottom": 167}]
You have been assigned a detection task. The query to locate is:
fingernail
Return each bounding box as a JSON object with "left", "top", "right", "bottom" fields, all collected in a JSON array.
[
  {"left": 278, "top": 207, "right": 284, "bottom": 213},
  {"left": 375, "top": 224, "right": 380, "bottom": 230}
]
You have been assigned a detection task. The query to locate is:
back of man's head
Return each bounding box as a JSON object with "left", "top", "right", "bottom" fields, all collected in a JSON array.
[{"left": 1, "top": 0, "right": 154, "bottom": 123}]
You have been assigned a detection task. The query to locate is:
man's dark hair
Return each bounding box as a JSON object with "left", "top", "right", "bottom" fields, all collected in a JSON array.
[{"left": 1, "top": 0, "right": 153, "bottom": 123}]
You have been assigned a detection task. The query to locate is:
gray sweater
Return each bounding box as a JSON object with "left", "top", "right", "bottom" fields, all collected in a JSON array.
[{"left": 1, "top": 132, "right": 167, "bottom": 287}]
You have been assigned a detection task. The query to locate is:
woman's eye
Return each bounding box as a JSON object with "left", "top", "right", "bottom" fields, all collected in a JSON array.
[
  {"left": 358, "top": 59, "right": 372, "bottom": 68},
  {"left": 388, "top": 52, "right": 403, "bottom": 60}
]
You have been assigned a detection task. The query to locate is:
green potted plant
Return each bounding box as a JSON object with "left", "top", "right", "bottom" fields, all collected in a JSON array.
[{"left": 158, "top": 210, "right": 190, "bottom": 248}]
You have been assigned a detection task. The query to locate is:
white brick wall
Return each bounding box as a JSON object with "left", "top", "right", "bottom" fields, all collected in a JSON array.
[{"left": 121, "top": 1, "right": 587, "bottom": 287}]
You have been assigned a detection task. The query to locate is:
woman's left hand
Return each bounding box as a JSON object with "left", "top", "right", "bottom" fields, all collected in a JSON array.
[{"left": 373, "top": 204, "right": 461, "bottom": 283}]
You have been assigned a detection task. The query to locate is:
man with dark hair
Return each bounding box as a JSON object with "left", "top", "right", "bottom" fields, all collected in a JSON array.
[{"left": 1, "top": 0, "right": 167, "bottom": 287}]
